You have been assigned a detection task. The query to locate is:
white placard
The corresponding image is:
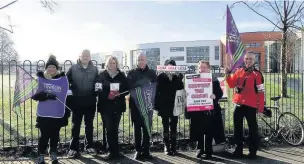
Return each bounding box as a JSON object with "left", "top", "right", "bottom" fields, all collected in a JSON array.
[
  {"left": 110, "top": 83, "right": 120, "bottom": 91},
  {"left": 185, "top": 73, "right": 213, "bottom": 112},
  {"left": 157, "top": 65, "right": 188, "bottom": 72}
]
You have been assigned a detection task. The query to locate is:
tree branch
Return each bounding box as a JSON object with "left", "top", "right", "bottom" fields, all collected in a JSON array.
[
  {"left": 287, "top": 0, "right": 296, "bottom": 16},
  {"left": 231, "top": 1, "right": 282, "bottom": 30},
  {"left": 274, "top": 1, "right": 284, "bottom": 23},
  {"left": 0, "top": 0, "right": 19, "bottom": 10},
  {"left": 286, "top": 1, "right": 304, "bottom": 22}
]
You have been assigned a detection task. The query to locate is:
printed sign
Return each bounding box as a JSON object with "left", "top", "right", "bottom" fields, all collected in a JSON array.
[
  {"left": 185, "top": 73, "right": 213, "bottom": 112},
  {"left": 217, "top": 77, "right": 227, "bottom": 99},
  {"left": 110, "top": 83, "right": 120, "bottom": 91},
  {"left": 157, "top": 65, "right": 189, "bottom": 72}
]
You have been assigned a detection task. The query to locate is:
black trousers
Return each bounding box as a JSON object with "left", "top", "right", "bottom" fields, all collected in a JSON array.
[
  {"left": 102, "top": 112, "right": 122, "bottom": 155},
  {"left": 197, "top": 134, "right": 213, "bottom": 155},
  {"left": 133, "top": 110, "right": 153, "bottom": 153},
  {"left": 38, "top": 126, "right": 61, "bottom": 155},
  {"left": 70, "top": 109, "right": 95, "bottom": 151},
  {"left": 234, "top": 105, "right": 259, "bottom": 154},
  {"left": 161, "top": 116, "right": 178, "bottom": 147}
]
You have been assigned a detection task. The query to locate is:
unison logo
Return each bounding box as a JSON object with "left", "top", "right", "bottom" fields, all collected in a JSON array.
[{"left": 44, "top": 83, "right": 62, "bottom": 92}]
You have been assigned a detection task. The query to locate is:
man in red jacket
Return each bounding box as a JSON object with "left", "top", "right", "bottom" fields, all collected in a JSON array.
[{"left": 225, "top": 53, "right": 265, "bottom": 159}]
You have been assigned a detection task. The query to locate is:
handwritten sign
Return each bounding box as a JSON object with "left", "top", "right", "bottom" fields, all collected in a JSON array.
[
  {"left": 217, "top": 77, "right": 227, "bottom": 99},
  {"left": 157, "top": 65, "right": 189, "bottom": 72},
  {"left": 185, "top": 73, "right": 213, "bottom": 112}
]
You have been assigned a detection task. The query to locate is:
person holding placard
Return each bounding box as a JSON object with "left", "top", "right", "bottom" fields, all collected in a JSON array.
[
  {"left": 225, "top": 53, "right": 265, "bottom": 159},
  {"left": 185, "top": 60, "right": 223, "bottom": 160},
  {"left": 96, "top": 56, "right": 129, "bottom": 160},
  {"left": 31, "top": 55, "right": 70, "bottom": 164},
  {"left": 155, "top": 60, "right": 184, "bottom": 156}
]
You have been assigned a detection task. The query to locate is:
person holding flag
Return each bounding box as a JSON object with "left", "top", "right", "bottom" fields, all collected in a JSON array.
[
  {"left": 127, "top": 53, "right": 157, "bottom": 160},
  {"left": 225, "top": 6, "right": 264, "bottom": 159},
  {"left": 96, "top": 56, "right": 129, "bottom": 160},
  {"left": 185, "top": 60, "right": 223, "bottom": 160},
  {"left": 225, "top": 53, "right": 264, "bottom": 159},
  {"left": 31, "top": 55, "right": 70, "bottom": 164},
  {"left": 154, "top": 59, "right": 184, "bottom": 156}
]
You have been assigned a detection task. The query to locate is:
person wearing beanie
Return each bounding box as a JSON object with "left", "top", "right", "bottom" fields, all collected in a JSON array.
[
  {"left": 31, "top": 55, "right": 70, "bottom": 164},
  {"left": 154, "top": 59, "right": 184, "bottom": 156},
  {"left": 67, "top": 49, "right": 99, "bottom": 157}
]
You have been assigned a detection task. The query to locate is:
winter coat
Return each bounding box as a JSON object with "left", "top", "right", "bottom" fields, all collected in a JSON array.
[
  {"left": 66, "top": 60, "right": 98, "bottom": 110},
  {"left": 127, "top": 66, "right": 157, "bottom": 123},
  {"left": 186, "top": 78, "right": 225, "bottom": 143},
  {"left": 154, "top": 72, "right": 184, "bottom": 117},
  {"left": 96, "top": 70, "right": 129, "bottom": 115},
  {"left": 32, "top": 71, "right": 71, "bottom": 129}
]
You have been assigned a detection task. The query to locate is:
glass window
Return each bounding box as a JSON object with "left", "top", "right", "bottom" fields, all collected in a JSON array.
[
  {"left": 186, "top": 46, "right": 209, "bottom": 63},
  {"left": 245, "top": 43, "right": 261, "bottom": 48},
  {"left": 214, "top": 46, "right": 219, "bottom": 60},
  {"left": 170, "top": 47, "right": 184, "bottom": 52},
  {"left": 170, "top": 56, "right": 184, "bottom": 61}
]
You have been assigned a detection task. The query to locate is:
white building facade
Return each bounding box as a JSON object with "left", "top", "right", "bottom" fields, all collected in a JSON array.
[{"left": 127, "top": 40, "right": 221, "bottom": 69}]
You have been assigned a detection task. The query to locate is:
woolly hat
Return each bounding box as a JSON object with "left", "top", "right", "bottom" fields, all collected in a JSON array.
[
  {"left": 45, "top": 54, "right": 59, "bottom": 70},
  {"left": 164, "top": 59, "right": 176, "bottom": 66}
]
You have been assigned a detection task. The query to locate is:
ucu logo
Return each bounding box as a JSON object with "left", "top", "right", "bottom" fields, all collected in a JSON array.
[{"left": 44, "top": 83, "right": 62, "bottom": 92}]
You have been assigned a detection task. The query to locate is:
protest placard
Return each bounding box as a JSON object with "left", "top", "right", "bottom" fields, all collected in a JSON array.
[
  {"left": 156, "top": 65, "right": 188, "bottom": 72},
  {"left": 185, "top": 73, "right": 213, "bottom": 112}
]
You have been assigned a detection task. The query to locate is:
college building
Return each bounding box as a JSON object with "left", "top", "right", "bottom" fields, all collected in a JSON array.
[{"left": 126, "top": 40, "right": 221, "bottom": 69}]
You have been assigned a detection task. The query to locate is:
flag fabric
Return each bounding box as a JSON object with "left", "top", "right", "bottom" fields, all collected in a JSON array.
[
  {"left": 129, "top": 83, "right": 156, "bottom": 137},
  {"left": 13, "top": 66, "right": 39, "bottom": 117},
  {"left": 226, "top": 5, "right": 246, "bottom": 72}
]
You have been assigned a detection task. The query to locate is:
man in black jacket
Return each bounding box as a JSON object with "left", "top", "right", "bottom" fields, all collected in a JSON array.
[
  {"left": 67, "top": 49, "right": 99, "bottom": 157},
  {"left": 127, "top": 53, "right": 157, "bottom": 160}
]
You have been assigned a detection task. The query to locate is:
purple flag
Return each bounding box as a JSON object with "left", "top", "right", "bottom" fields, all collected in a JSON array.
[
  {"left": 129, "top": 83, "right": 156, "bottom": 138},
  {"left": 13, "top": 66, "right": 39, "bottom": 117},
  {"left": 226, "top": 6, "right": 246, "bottom": 72}
]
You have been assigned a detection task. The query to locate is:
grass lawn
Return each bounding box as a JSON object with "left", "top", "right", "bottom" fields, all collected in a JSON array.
[{"left": 0, "top": 72, "right": 303, "bottom": 148}]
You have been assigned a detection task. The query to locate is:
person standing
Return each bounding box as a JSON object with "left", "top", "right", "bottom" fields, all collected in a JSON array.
[
  {"left": 127, "top": 53, "right": 157, "bottom": 160},
  {"left": 67, "top": 49, "right": 99, "bottom": 157},
  {"left": 154, "top": 59, "right": 184, "bottom": 156},
  {"left": 225, "top": 53, "right": 265, "bottom": 159},
  {"left": 32, "top": 55, "right": 70, "bottom": 164},
  {"left": 185, "top": 60, "right": 223, "bottom": 160},
  {"left": 96, "top": 56, "right": 129, "bottom": 160}
]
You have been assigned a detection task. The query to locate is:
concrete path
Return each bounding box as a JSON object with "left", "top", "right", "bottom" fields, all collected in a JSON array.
[{"left": 1, "top": 145, "right": 304, "bottom": 164}]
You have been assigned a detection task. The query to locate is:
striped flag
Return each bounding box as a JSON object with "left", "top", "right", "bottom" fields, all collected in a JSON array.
[
  {"left": 226, "top": 5, "right": 246, "bottom": 72},
  {"left": 13, "top": 66, "right": 39, "bottom": 117},
  {"left": 129, "top": 83, "right": 156, "bottom": 137}
]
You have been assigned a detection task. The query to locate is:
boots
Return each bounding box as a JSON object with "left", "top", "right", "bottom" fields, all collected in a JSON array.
[
  {"left": 231, "top": 145, "right": 244, "bottom": 158},
  {"left": 163, "top": 132, "right": 171, "bottom": 155},
  {"left": 170, "top": 132, "right": 177, "bottom": 155}
]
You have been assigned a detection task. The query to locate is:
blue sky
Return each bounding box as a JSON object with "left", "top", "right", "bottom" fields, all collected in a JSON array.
[{"left": 1, "top": 0, "right": 276, "bottom": 61}]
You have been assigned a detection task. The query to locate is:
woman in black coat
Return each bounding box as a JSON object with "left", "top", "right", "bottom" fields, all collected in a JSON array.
[
  {"left": 185, "top": 60, "right": 224, "bottom": 160},
  {"left": 96, "top": 56, "right": 129, "bottom": 160},
  {"left": 31, "top": 55, "right": 70, "bottom": 164},
  {"left": 155, "top": 60, "right": 184, "bottom": 156}
]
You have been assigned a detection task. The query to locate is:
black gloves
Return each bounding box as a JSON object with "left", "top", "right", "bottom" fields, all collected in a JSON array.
[{"left": 32, "top": 91, "right": 57, "bottom": 101}]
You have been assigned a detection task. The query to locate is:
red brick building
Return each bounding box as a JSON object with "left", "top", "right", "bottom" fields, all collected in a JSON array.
[{"left": 221, "top": 31, "right": 282, "bottom": 71}]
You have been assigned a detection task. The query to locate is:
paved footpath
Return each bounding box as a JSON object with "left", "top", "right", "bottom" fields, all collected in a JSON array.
[{"left": 1, "top": 145, "right": 304, "bottom": 164}]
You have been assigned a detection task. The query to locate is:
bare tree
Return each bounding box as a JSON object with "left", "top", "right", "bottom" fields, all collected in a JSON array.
[
  {"left": 0, "top": 30, "right": 19, "bottom": 73},
  {"left": 0, "top": 0, "right": 58, "bottom": 33},
  {"left": 232, "top": 0, "right": 304, "bottom": 97}
]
